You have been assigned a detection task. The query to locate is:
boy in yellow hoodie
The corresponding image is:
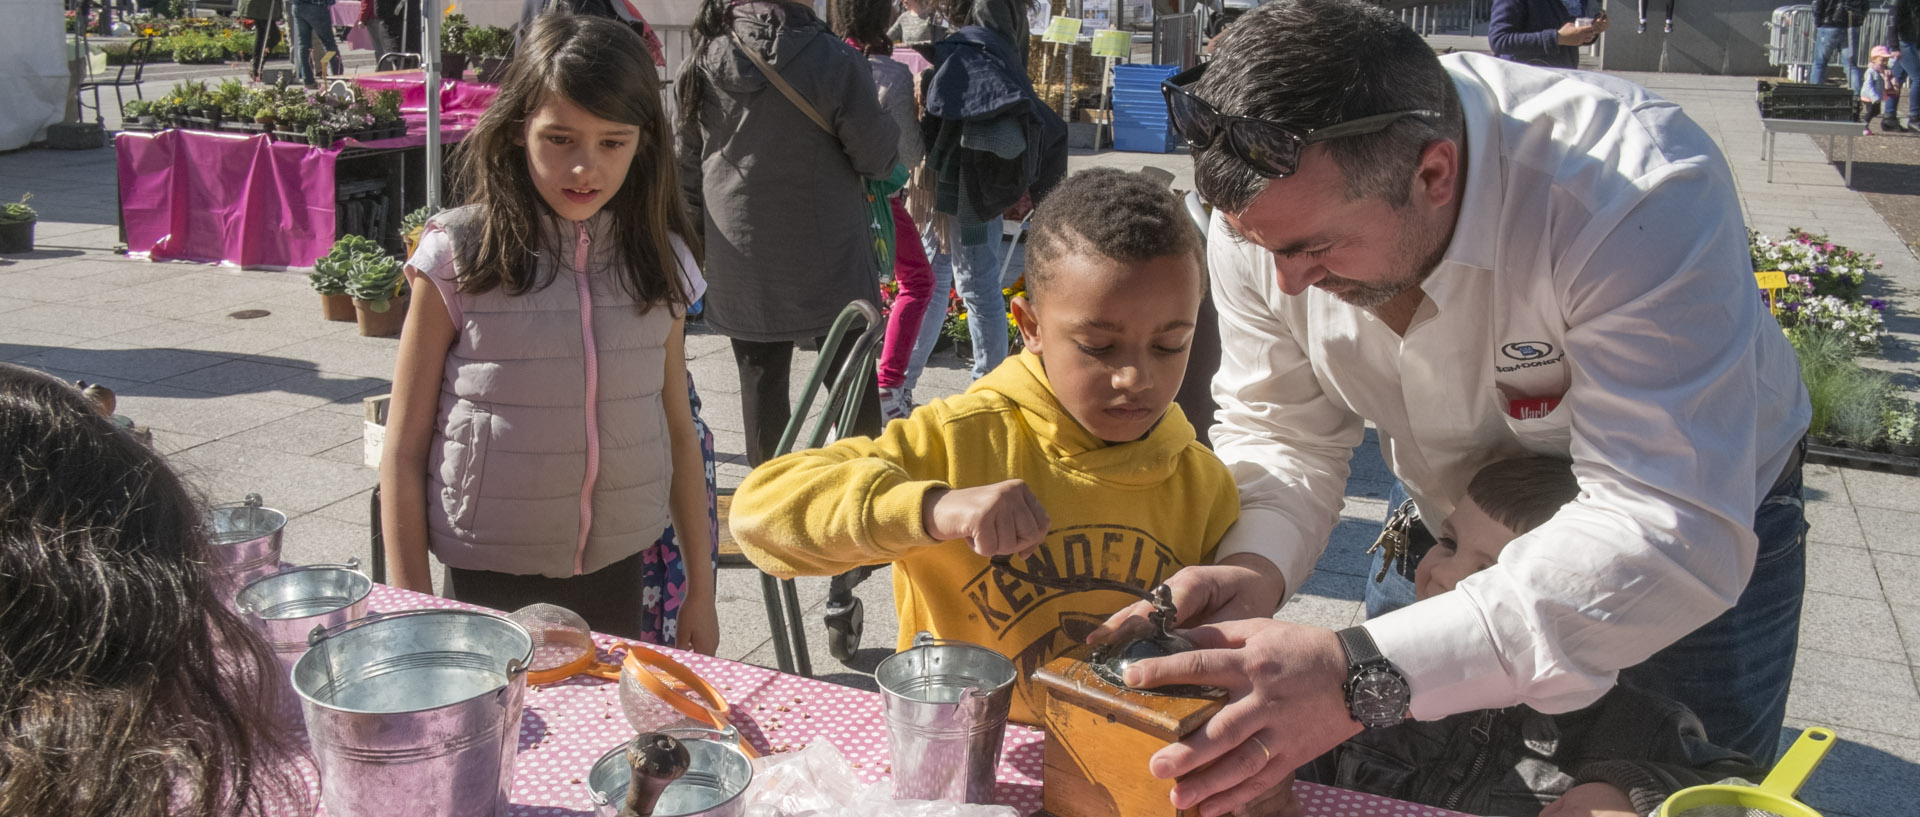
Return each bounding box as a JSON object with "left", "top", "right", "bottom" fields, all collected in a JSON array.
[{"left": 731, "top": 168, "right": 1269, "bottom": 725}]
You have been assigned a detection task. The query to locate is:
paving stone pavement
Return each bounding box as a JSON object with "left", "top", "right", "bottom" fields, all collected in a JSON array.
[{"left": 2, "top": 64, "right": 1916, "bottom": 816}]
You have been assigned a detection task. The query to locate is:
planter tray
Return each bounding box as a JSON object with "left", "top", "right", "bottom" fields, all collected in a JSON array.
[{"left": 1805, "top": 441, "right": 1920, "bottom": 477}]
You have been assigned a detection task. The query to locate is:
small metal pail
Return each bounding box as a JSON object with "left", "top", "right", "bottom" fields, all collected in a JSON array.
[
  {"left": 293, "top": 609, "right": 533, "bottom": 817},
  {"left": 236, "top": 559, "right": 371, "bottom": 722},
  {"left": 875, "top": 632, "right": 1016, "bottom": 803},
  {"left": 207, "top": 493, "right": 287, "bottom": 604},
  {"left": 587, "top": 727, "right": 754, "bottom": 817}
]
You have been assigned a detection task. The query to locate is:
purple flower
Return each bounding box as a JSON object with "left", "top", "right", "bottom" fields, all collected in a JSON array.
[
  {"left": 1869, "top": 298, "right": 1888, "bottom": 311},
  {"left": 1784, "top": 303, "right": 1800, "bottom": 313},
  {"left": 1814, "top": 265, "right": 1829, "bottom": 276}
]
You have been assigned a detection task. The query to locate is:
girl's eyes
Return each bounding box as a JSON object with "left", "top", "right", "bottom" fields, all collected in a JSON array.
[
  {"left": 542, "top": 135, "right": 628, "bottom": 150},
  {"left": 601, "top": 140, "right": 627, "bottom": 149}
]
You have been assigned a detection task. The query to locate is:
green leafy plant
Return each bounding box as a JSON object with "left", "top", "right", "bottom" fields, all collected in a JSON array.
[
  {"left": 339, "top": 237, "right": 409, "bottom": 311},
  {"left": 169, "top": 32, "right": 227, "bottom": 65},
  {"left": 309, "top": 234, "right": 373, "bottom": 295},
  {"left": 121, "top": 99, "right": 153, "bottom": 119},
  {"left": 371, "top": 90, "right": 403, "bottom": 127},
  {"left": 1882, "top": 397, "right": 1917, "bottom": 447},
  {"left": 398, "top": 205, "right": 437, "bottom": 240},
  {"left": 0, "top": 194, "right": 35, "bottom": 225},
  {"left": 441, "top": 12, "right": 472, "bottom": 55},
  {"left": 462, "top": 24, "right": 512, "bottom": 58}
]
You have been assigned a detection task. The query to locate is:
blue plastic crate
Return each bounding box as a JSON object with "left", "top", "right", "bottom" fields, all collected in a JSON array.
[
  {"left": 1113, "top": 123, "right": 1180, "bottom": 153},
  {"left": 1112, "top": 63, "right": 1181, "bottom": 85}
]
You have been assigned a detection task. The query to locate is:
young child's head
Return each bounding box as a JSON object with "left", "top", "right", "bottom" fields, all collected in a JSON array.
[
  {"left": 0, "top": 363, "right": 305, "bottom": 816},
  {"left": 1012, "top": 168, "right": 1208, "bottom": 444},
  {"left": 1413, "top": 455, "right": 1580, "bottom": 599},
  {"left": 830, "top": 0, "right": 895, "bottom": 52},
  {"left": 454, "top": 12, "right": 698, "bottom": 307},
  {"left": 1870, "top": 45, "right": 1894, "bottom": 69}
]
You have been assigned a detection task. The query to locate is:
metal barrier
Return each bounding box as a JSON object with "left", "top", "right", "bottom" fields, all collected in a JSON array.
[
  {"left": 1767, "top": 4, "right": 1892, "bottom": 79},
  {"left": 1152, "top": 12, "right": 1202, "bottom": 69},
  {"left": 657, "top": 24, "right": 692, "bottom": 132},
  {"left": 1394, "top": 0, "right": 1493, "bottom": 36}
]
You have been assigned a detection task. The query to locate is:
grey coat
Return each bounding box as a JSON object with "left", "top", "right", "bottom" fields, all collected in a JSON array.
[{"left": 676, "top": 0, "right": 898, "bottom": 343}]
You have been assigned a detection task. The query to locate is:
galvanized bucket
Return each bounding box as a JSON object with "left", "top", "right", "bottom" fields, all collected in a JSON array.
[
  {"left": 206, "top": 493, "right": 287, "bottom": 605},
  {"left": 587, "top": 727, "right": 753, "bottom": 817},
  {"left": 875, "top": 632, "right": 1016, "bottom": 803},
  {"left": 294, "top": 609, "right": 533, "bottom": 817},
  {"left": 236, "top": 558, "right": 372, "bottom": 722}
]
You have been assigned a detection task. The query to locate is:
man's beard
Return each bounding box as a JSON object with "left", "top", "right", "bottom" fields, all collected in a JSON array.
[{"left": 1321, "top": 209, "right": 1450, "bottom": 308}]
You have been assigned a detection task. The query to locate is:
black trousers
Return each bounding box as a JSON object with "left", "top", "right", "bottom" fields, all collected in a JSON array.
[
  {"left": 730, "top": 336, "right": 882, "bottom": 467},
  {"left": 248, "top": 4, "right": 285, "bottom": 77},
  {"left": 444, "top": 549, "right": 648, "bottom": 640}
]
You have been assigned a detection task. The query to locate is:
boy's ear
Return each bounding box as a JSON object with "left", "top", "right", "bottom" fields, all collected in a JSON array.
[{"left": 1011, "top": 295, "right": 1042, "bottom": 354}]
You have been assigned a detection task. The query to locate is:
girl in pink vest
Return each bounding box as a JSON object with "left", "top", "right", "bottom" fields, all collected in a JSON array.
[{"left": 379, "top": 13, "right": 719, "bottom": 652}]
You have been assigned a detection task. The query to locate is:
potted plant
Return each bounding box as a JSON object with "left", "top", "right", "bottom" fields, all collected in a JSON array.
[
  {"left": 1884, "top": 398, "right": 1919, "bottom": 459},
  {"left": 121, "top": 99, "right": 158, "bottom": 130},
  {"left": 440, "top": 13, "right": 472, "bottom": 80},
  {"left": 310, "top": 234, "right": 370, "bottom": 321},
  {"left": 343, "top": 242, "right": 411, "bottom": 337},
  {"left": 0, "top": 194, "right": 35, "bottom": 254},
  {"left": 398, "top": 205, "right": 437, "bottom": 258},
  {"left": 466, "top": 24, "right": 513, "bottom": 83}
]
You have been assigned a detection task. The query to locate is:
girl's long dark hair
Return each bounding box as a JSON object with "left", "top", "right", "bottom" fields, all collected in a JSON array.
[
  {"left": 829, "top": 0, "right": 893, "bottom": 54},
  {"left": 0, "top": 363, "right": 308, "bottom": 817},
  {"left": 453, "top": 12, "right": 701, "bottom": 310},
  {"left": 677, "top": 0, "right": 732, "bottom": 138},
  {"left": 928, "top": 0, "right": 1035, "bottom": 29}
]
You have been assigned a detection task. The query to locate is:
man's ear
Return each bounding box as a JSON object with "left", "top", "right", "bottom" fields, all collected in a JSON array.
[
  {"left": 1411, "top": 138, "right": 1461, "bottom": 210},
  {"left": 1011, "top": 295, "right": 1042, "bottom": 355}
]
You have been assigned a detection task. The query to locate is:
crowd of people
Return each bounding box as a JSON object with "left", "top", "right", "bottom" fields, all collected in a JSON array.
[{"left": 5, "top": 1, "right": 1820, "bottom": 816}]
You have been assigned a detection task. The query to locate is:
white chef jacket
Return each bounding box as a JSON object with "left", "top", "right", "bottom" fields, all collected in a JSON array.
[{"left": 1209, "top": 52, "right": 1810, "bottom": 719}]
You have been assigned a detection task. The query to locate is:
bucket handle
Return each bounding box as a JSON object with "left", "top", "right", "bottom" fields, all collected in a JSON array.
[{"left": 212, "top": 493, "right": 267, "bottom": 511}]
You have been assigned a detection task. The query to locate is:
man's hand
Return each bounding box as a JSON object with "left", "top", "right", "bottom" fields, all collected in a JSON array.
[
  {"left": 1086, "top": 553, "right": 1286, "bottom": 643},
  {"left": 1557, "top": 20, "right": 1600, "bottom": 45},
  {"left": 923, "top": 480, "right": 1051, "bottom": 558},
  {"left": 1125, "top": 619, "right": 1359, "bottom": 817},
  {"left": 1539, "top": 783, "right": 1637, "bottom": 817}
]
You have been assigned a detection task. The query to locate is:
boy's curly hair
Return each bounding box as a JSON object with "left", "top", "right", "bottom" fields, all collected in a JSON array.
[{"left": 1024, "top": 167, "right": 1205, "bottom": 300}]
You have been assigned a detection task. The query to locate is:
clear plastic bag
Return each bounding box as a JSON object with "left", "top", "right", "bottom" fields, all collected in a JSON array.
[{"left": 743, "top": 742, "right": 1018, "bottom": 817}]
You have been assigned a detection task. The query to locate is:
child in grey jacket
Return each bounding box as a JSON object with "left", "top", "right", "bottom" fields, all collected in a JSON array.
[{"left": 1303, "top": 456, "right": 1765, "bottom": 817}]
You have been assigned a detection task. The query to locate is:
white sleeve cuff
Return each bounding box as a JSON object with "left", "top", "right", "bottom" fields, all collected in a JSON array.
[{"left": 1363, "top": 592, "right": 1519, "bottom": 720}]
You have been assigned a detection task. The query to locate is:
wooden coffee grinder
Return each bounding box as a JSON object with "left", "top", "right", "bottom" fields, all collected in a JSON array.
[{"left": 987, "top": 558, "right": 1225, "bottom": 817}]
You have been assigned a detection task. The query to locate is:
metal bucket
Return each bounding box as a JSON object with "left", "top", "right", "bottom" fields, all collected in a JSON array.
[
  {"left": 874, "top": 632, "right": 1016, "bottom": 803},
  {"left": 236, "top": 559, "right": 372, "bottom": 722},
  {"left": 207, "top": 493, "right": 287, "bottom": 605},
  {"left": 586, "top": 727, "right": 754, "bottom": 817},
  {"left": 293, "top": 609, "right": 533, "bottom": 817}
]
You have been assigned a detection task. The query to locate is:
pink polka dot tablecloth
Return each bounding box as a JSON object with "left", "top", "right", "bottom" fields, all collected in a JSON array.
[{"left": 276, "top": 585, "right": 1466, "bottom": 817}]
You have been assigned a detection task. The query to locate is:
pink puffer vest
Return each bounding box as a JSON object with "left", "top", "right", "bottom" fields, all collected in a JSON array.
[{"left": 423, "top": 205, "right": 676, "bottom": 578}]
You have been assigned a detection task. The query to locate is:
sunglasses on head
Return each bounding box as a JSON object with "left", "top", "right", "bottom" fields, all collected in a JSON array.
[{"left": 1161, "top": 63, "right": 1442, "bottom": 179}]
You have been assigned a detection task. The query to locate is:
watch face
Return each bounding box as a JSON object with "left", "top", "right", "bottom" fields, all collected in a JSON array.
[{"left": 1349, "top": 666, "right": 1410, "bottom": 727}]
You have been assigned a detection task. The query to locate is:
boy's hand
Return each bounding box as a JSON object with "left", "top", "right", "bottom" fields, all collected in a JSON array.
[
  {"left": 923, "top": 480, "right": 1051, "bottom": 558},
  {"left": 674, "top": 586, "right": 721, "bottom": 656},
  {"left": 1088, "top": 554, "right": 1286, "bottom": 643},
  {"left": 1539, "top": 783, "right": 1637, "bottom": 817}
]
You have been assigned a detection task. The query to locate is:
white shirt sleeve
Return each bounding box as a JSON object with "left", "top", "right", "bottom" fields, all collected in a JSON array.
[
  {"left": 1368, "top": 159, "right": 1802, "bottom": 718},
  {"left": 1206, "top": 212, "right": 1369, "bottom": 603},
  {"left": 671, "top": 232, "right": 708, "bottom": 305},
  {"left": 405, "top": 222, "right": 463, "bottom": 327}
]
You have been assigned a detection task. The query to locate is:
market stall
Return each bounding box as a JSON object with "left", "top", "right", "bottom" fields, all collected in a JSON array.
[
  {"left": 114, "top": 71, "right": 496, "bottom": 269},
  {"left": 269, "top": 583, "right": 1469, "bottom": 817}
]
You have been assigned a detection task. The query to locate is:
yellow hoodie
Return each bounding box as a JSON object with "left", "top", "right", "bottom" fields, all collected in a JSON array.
[{"left": 730, "top": 351, "right": 1240, "bottom": 724}]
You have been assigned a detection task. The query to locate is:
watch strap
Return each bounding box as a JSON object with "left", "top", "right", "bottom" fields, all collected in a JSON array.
[{"left": 1336, "top": 625, "right": 1385, "bottom": 668}]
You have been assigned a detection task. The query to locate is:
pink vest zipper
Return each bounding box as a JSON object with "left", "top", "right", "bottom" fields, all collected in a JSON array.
[{"left": 573, "top": 221, "right": 600, "bottom": 575}]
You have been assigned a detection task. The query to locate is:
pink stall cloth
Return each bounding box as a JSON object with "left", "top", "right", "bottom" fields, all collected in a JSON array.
[
  {"left": 354, "top": 71, "right": 500, "bottom": 130},
  {"left": 117, "top": 129, "right": 339, "bottom": 270}
]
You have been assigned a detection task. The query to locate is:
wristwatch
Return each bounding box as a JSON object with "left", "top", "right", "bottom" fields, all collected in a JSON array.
[{"left": 1335, "top": 626, "right": 1410, "bottom": 729}]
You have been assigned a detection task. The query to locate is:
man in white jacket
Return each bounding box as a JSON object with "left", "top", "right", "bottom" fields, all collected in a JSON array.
[{"left": 1113, "top": 0, "right": 1811, "bottom": 813}]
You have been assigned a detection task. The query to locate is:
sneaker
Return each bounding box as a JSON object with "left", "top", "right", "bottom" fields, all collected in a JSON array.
[{"left": 879, "top": 387, "right": 914, "bottom": 423}]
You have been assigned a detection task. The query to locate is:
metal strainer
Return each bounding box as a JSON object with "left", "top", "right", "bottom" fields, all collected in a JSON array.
[
  {"left": 1655, "top": 727, "right": 1835, "bottom": 817},
  {"left": 505, "top": 604, "right": 753, "bottom": 757}
]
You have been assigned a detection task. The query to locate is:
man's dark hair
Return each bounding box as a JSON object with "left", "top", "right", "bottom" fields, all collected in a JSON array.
[
  {"left": 1192, "top": 0, "right": 1465, "bottom": 212},
  {"left": 1466, "top": 456, "right": 1581, "bottom": 535},
  {"left": 1024, "top": 167, "right": 1205, "bottom": 300}
]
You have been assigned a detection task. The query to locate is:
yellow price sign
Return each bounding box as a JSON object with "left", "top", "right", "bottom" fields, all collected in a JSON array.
[
  {"left": 1092, "top": 29, "right": 1130, "bottom": 58},
  {"left": 1753, "top": 270, "right": 1788, "bottom": 290},
  {"left": 1043, "top": 16, "right": 1082, "bottom": 44}
]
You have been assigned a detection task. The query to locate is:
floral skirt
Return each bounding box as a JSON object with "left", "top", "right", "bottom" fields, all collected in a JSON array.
[{"left": 635, "top": 372, "right": 720, "bottom": 645}]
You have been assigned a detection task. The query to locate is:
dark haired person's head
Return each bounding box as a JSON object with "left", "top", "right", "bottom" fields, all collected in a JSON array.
[
  {"left": 1414, "top": 455, "right": 1581, "bottom": 599},
  {"left": 1190, "top": 0, "right": 1467, "bottom": 309},
  {"left": 0, "top": 363, "right": 306, "bottom": 817},
  {"left": 456, "top": 12, "right": 698, "bottom": 310},
  {"left": 829, "top": 0, "right": 895, "bottom": 53},
  {"left": 1012, "top": 168, "right": 1206, "bottom": 443}
]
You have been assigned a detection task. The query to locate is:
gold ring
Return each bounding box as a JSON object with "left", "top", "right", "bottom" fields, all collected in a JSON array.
[{"left": 1251, "top": 735, "right": 1272, "bottom": 765}]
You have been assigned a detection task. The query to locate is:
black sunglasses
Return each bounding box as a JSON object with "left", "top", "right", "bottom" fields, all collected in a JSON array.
[{"left": 1161, "top": 63, "right": 1442, "bottom": 179}]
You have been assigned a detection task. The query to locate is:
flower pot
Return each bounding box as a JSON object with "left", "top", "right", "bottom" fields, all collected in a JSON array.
[
  {"left": 0, "top": 219, "right": 34, "bottom": 254},
  {"left": 320, "top": 292, "right": 356, "bottom": 321},
  {"left": 475, "top": 57, "right": 508, "bottom": 84},
  {"left": 354, "top": 294, "right": 409, "bottom": 337},
  {"left": 441, "top": 53, "right": 468, "bottom": 81}
]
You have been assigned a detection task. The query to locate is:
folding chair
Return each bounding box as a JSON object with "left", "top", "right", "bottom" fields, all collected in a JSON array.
[
  {"left": 718, "top": 300, "right": 887, "bottom": 676},
  {"left": 377, "top": 52, "right": 422, "bottom": 71},
  {"left": 79, "top": 36, "right": 155, "bottom": 127}
]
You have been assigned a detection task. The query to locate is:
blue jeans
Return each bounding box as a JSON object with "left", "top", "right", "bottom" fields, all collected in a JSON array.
[
  {"left": 1897, "top": 41, "right": 1920, "bottom": 124},
  {"left": 1812, "top": 26, "right": 1862, "bottom": 94},
  {"left": 905, "top": 215, "right": 1007, "bottom": 384},
  {"left": 291, "top": 1, "right": 343, "bottom": 85},
  {"left": 1366, "top": 461, "right": 1806, "bottom": 765}
]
